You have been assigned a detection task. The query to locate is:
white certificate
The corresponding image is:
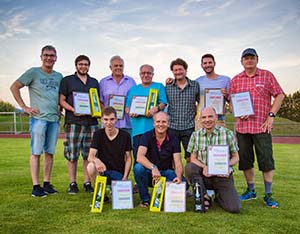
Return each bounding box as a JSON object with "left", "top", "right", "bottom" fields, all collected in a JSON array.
[
  {"left": 207, "top": 145, "right": 229, "bottom": 176},
  {"left": 73, "top": 92, "right": 91, "bottom": 115},
  {"left": 109, "top": 94, "right": 126, "bottom": 119},
  {"left": 204, "top": 89, "right": 224, "bottom": 115},
  {"left": 231, "top": 91, "right": 254, "bottom": 117},
  {"left": 164, "top": 182, "right": 186, "bottom": 213},
  {"left": 129, "top": 96, "right": 148, "bottom": 115},
  {"left": 111, "top": 180, "right": 133, "bottom": 210}
]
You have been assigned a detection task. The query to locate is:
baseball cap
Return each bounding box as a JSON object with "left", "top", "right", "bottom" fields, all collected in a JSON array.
[{"left": 241, "top": 48, "right": 258, "bottom": 58}]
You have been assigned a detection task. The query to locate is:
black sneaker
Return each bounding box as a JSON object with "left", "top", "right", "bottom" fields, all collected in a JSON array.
[
  {"left": 43, "top": 184, "right": 58, "bottom": 194},
  {"left": 68, "top": 182, "right": 79, "bottom": 194},
  {"left": 32, "top": 185, "right": 47, "bottom": 198},
  {"left": 84, "top": 182, "right": 94, "bottom": 193}
]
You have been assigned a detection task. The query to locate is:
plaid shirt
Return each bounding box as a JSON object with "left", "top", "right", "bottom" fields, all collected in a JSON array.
[
  {"left": 166, "top": 78, "right": 200, "bottom": 130},
  {"left": 187, "top": 126, "right": 239, "bottom": 165},
  {"left": 229, "top": 68, "right": 284, "bottom": 134}
]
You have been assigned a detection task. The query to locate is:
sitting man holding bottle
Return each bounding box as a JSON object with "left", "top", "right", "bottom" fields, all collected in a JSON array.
[
  {"left": 134, "top": 111, "right": 184, "bottom": 207},
  {"left": 186, "top": 107, "right": 241, "bottom": 213}
]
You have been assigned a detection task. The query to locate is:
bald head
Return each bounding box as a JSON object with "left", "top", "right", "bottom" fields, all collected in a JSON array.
[{"left": 200, "top": 107, "right": 217, "bottom": 132}]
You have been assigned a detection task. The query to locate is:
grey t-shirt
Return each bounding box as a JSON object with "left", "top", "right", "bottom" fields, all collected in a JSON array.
[{"left": 18, "top": 67, "right": 63, "bottom": 122}]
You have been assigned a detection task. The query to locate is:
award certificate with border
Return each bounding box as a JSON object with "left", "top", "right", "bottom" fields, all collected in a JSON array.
[
  {"left": 207, "top": 145, "right": 229, "bottom": 176},
  {"left": 129, "top": 96, "right": 148, "bottom": 115},
  {"left": 164, "top": 182, "right": 186, "bottom": 212},
  {"left": 73, "top": 92, "right": 91, "bottom": 115},
  {"left": 111, "top": 180, "right": 133, "bottom": 210},
  {"left": 108, "top": 94, "right": 126, "bottom": 119},
  {"left": 204, "top": 88, "right": 224, "bottom": 115},
  {"left": 231, "top": 91, "right": 254, "bottom": 117}
]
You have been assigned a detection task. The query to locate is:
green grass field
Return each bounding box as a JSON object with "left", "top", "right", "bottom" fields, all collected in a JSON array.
[
  {"left": 1, "top": 114, "right": 300, "bottom": 136},
  {"left": 0, "top": 138, "right": 299, "bottom": 234}
]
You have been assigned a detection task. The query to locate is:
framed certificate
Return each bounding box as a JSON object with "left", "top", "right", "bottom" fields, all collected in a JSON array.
[
  {"left": 89, "top": 88, "right": 102, "bottom": 118},
  {"left": 231, "top": 91, "right": 254, "bottom": 117},
  {"left": 111, "top": 180, "right": 133, "bottom": 210},
  {"left": 164, "top": 182, "right": 186, "bottom": 213},
  {"left": 91, "top": 176, "right": 107, "bottom": 213},
  {"left": 207, "top": 145, "right": 229, "bottom": 176},
  {"left": 108, "top": 94, "right": 126, "bottom": 119},
  {"left": 129, "top": 96, "right": 148, "bottom": 115},
  {"left": 73, "top": 92, "right": 91, "bottom": 115},
  {"left": 150, "top": 176, "right": 166, "bottom": 212},
  {"left": 204, "top": 88, "right": 224, "bottom": 115},
  {"left": 146, "top": 89, "right": 158, "bottom": 112}
]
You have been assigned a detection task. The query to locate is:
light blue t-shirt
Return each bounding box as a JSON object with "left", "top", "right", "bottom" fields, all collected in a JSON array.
[
  {"left": 126, "top": 82, "right": 167, "bottom": 137},
  {"left": 195, "top": 75, "right": 230, "bottom": 120},
  {"left": 17, "top": 67, "right": 63, "bottom": 122}
]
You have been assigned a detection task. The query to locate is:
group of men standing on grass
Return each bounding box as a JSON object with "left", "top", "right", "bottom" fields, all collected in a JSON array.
[{"left": 10, "top": 45, "right": 284, "bottom": 212}]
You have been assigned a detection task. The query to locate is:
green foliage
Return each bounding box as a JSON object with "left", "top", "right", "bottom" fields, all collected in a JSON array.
[
  {"left": 1, "top": 138, "right": 300, "bottom": 234},
  {"left": 0, "top": 99, "right": 15, "bottom": 112},
  {"left": 277, "top": 90, "right": 300, "bottom": 122}
]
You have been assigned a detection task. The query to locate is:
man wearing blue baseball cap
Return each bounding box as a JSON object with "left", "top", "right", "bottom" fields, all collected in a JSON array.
[{"left": 229, "top": 48, "right": 284, "bottom": 208}]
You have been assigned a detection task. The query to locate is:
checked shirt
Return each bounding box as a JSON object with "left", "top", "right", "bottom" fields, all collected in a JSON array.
[
  {"left": 229, "top": 68, "right": 284, "bottom": 134},
  {"left": 187, "top": 126, "right": 239, "bottom": 165},
  {"left": 166, "top": 78, "right": 200, "bottom": 130}
]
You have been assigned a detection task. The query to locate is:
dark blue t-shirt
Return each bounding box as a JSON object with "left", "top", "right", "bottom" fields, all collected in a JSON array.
[{"left": 139, "top": 129, "right": 180, "bottom": 170}]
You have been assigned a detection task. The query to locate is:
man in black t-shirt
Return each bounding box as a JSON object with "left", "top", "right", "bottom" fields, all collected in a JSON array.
[{"left": 87, "top": 107, "right": 132, "bottom": 185}]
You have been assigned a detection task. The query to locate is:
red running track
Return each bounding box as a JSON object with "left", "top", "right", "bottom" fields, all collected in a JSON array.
[{"left": 0, "top": 134, "right": 299, "bottom": 144}]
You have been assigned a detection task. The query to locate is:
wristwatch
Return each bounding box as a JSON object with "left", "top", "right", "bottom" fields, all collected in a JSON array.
[
  {"left": 268, "top": 112, "right": 276, "bottom": 117},
  {"left": 151, "top": 164, "right": 157, "bottom": 170}
]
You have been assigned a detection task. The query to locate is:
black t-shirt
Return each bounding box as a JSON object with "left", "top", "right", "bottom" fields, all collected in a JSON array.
[
  {"left": 59, "top": 73, "right": 99, "bottom": 126},
  {"left": 90, "top": 129, "right": 132, "bottom": 174}
]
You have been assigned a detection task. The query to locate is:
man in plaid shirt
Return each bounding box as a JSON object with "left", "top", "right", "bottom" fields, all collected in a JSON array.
[
  {"left": 229, "top": 48, "right": 284, "bottom": 208},
  {"left": 186, "top": 107, "right": 240, "bottom": 213}
]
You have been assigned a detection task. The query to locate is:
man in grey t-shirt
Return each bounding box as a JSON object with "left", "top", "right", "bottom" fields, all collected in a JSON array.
[{"left": 10, "top": 45, "right": 63, "bottom": 197}]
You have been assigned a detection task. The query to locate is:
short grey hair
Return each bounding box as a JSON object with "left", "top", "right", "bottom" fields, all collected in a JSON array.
[
  {"left": 139, "top": 64, "right": 154, "bottom": 73},
  {"left": 110, "top": 55, "right": 124, "bottom": 66},
  {"left": 153, "top": 111, "right": 170, "bottom": 122}
]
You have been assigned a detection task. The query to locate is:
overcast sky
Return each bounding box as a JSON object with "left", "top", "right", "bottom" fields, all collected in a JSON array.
[{"left": 1, "top": 0, "right": 299, "bottom": 107}]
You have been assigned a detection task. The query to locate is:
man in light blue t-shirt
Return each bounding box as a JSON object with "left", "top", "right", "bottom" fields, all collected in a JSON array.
[
  {"left": 195, "top": 54, "right": 230, "bottom": 127},
  {"left": 10, "top": 45, "right": 63, "bottom": 198},
  {"left": 125, "top": 64, "right": 167, "bottom": 163}
]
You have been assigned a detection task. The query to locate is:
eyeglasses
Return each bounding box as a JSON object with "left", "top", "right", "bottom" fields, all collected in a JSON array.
[
  {"left": 140, "top": 72, "right": 153, "bottom": 75},
  {"left": 77, "top": 63, "right": 89, "bottom": 66},
  {"left": 42, "top": 54, "right": 56, "bottom": 58}
]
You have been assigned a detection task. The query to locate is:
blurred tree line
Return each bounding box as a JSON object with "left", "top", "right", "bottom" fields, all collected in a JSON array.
[
  {"left": 0, "top": 99, "right": 15, "bottom": 112},
  {"left": 277, "top": 90, "right": 300, "bottom": 122}
]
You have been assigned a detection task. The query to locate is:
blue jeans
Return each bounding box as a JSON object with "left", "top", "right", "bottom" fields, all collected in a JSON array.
[
  {"left": 102, "top": 170, "right": 123, "bottom": 184},
  {"left": 134, "top": 163, "right": 178, "bottom": 202}
]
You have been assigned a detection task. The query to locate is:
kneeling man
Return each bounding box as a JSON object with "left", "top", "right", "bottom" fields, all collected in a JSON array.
[
  {"left": 87, "top": 107, "right": 132, "bottom": 187},
  {"left": 134, "top": 111, "right": 184, "bottom": 207},
  {"left": 186, "top": 107, "right": 241, "bottom": 213}
]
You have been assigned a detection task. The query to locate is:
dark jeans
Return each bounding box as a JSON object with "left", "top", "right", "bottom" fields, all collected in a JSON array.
[
  {"left": 168, "top": 128, "right": 194, "bottom": 159},
  {"left": 134, "top": 163, "right": 182, "bottom": 202},
  {"left": 185, "top": 162, "right": 241, "bottom": 213}
]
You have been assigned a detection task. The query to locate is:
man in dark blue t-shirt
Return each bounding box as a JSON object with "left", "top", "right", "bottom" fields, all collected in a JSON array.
[{"left": 134, "top": 111, "right": 184, "bottom": 207}]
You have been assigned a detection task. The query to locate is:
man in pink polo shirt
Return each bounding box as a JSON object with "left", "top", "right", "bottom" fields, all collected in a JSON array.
[{"left": 229, "top": 48, "right": 284, "bottom": 208}]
